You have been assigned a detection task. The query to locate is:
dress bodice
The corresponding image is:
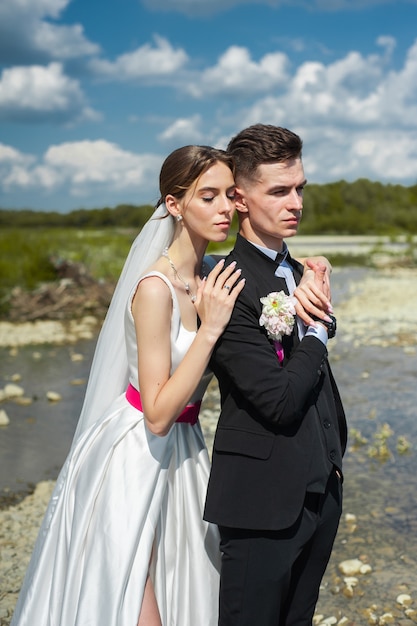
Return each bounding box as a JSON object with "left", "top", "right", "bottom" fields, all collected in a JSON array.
[{"left": 124, "top": 271, "right": 212, "bottom": 403}]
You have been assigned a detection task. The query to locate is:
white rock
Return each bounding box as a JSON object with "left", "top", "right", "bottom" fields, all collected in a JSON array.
[
  {"left": 0, "top": 409, "right": 10, "bottom": 426},
  {"left": 397, "top": 593, "right": 412, "bottom": 607},
  {"left": 379, "top": 613, "right": 395, "bottom": 624},
  {"left": 13, "top": 396, "right": 33, "bottom": 406},
  {"left": 46, "top": 391, "right": 62, "bottom": 402},
  {"left": 343, "top": 576, "right": 359, "bottom": 587},
  {"left": 338, "top": 558, "right": 364, "bottom": 575},
  {"left": 3, "top": 383, "right": 24, "bottom": 398},
  {"left": 359, "top": 563, "right": 372, "bottom": 574}
]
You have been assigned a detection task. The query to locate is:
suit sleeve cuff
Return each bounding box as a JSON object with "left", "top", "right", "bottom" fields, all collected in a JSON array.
[{"left": 305, "top": 323, "right": 328, "bottom": 346}]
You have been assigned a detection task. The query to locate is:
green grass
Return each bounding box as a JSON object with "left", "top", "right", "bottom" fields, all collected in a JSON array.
[
  {"left": 1, "top": 225, "right": 415, "bottom": 315},
  {"left": 0, "top": 228, "right": 136, "bottom": 290}
]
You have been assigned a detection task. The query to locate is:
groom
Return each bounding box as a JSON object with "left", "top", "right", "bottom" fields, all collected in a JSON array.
[{"left": 204, "top": 124, "right": 347, "bottom": 625}]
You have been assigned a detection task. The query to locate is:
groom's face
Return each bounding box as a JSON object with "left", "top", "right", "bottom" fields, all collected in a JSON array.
[{"left": 235, "top": 158, "right": 306, "bottom": 251}]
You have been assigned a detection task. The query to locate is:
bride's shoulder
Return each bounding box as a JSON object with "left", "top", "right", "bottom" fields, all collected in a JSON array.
[
  {"left": 130, "top": 273, "right": 173, "bottom": 323},
  {"left": 135, "top": 271, "right": 172, "bottom": 300}
]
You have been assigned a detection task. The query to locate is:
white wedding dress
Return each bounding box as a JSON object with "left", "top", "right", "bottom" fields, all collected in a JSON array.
[{"left": 11, "top": 272, "right": 220, "bottom": 626}]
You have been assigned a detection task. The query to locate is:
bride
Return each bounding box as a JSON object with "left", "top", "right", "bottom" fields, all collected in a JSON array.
[{"left": 11, "top": 145, "right": 244, "bottom": 626}]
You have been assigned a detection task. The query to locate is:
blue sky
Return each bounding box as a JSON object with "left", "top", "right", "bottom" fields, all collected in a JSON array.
[{"left": 1, "top": 0, "right": 417, "bottom": 212}]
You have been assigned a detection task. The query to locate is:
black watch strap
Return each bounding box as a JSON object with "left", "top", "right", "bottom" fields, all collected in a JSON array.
[{"left": 310, "top": 314, "right": 337, "bottom": 339}]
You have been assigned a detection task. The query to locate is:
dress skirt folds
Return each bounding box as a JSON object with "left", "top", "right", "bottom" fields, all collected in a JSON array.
[{"left": 11, "top": 272, "right": 220, "bottom": 626}]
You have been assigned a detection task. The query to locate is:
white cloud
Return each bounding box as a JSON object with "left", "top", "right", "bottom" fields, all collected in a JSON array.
[
  {"left": 32, "top": 21, "right": 100, "bottom": 59},
  {"left": 141, "top": 0, "right": 252, "bottom": 16},
  {"left": 0, "top": 143, "right": 43, "bottom": 190},
  {"left": 186, "top": 47, "right": 289, "bottom": 98},
  {"left": 377, "top": 34, "right": 396, "bottom": 58},
  {"left": 0, "top": 143, "right": 35, "bottom": 165},
  {"left": 239, "top": 37, "right": 417, "bottom": 129},
  {"left": 0, "top": 0, "right": 68, "bottom": 20},
  {"left": 89, "top": 36, "right": 188, "bottom": 80},
  {"left": 0, "top": 0, "right": 99, "bottom": 63},
  {"left": 299, "top": 126, "right": 417, "bottom": 184},
  {"left": 141, "top": 0, "right": 417, "bottom": 17},
  {"left": 0, "top": 140, "right": 163, "bottom": 199},
  {"left": 0, "top": 63, "right": 99, "bottom": 123},
  {"left": 215, "top": 37, "right": 417, "bottom": 184},
  {"left": 158, "top": 115, "right": 204, "bottom": 143}
]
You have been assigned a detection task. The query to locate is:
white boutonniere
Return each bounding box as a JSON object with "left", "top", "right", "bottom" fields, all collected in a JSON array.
[{"left": 259, "top": 291, "right": 297, "bottom": 364}]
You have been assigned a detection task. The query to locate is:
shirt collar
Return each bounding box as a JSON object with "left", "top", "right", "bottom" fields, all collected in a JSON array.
[{"left": 249, "top": 240, "right": 289, "bottom": 265}]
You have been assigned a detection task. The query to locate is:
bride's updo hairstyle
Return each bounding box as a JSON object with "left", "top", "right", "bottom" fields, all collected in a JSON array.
[{"left": 157, "top": 145, "right": 235, "bottom": 207}]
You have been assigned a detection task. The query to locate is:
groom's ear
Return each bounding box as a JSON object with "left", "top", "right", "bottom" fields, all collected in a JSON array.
[{"left": 234, "top": 188, "right": 248, "bottom": 214}]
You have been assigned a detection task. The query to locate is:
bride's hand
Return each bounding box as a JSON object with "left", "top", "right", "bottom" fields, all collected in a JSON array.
[{"left": 194, "top": 259, "right": 245, "bottom": 338}]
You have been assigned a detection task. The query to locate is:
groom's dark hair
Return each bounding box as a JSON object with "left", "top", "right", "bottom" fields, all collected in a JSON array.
[{"left": 227, "top": 124, "right": 303, "bottom": 184}]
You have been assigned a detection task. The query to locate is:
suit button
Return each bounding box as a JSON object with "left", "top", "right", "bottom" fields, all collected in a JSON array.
[
  {"left": 323, "top": 420, "right": 331, "bottom": 429},
  {"left": 330, "top": 450, "right": 336, "bottom": 460}
]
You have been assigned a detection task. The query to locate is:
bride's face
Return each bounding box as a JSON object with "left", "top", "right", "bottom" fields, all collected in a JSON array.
[{"left": 181, "top": 161, "right": 236, "bottom": 243}]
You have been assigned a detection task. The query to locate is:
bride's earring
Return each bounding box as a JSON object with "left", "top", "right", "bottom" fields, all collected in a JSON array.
[{"left": 176, "top": 215, "right": 183, "bottom": 222}]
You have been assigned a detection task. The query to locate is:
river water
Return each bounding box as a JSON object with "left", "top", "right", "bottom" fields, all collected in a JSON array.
[{"left": 1, "top": 268, "right": 417, "bottom": 622}]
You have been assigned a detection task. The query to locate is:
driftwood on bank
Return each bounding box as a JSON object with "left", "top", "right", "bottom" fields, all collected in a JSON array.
[{"left": 4, "top": 259, "right": 115, "bottom": 322}]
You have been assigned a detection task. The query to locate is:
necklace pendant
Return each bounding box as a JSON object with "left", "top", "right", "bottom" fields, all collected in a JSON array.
[{"left": 163, "top": 248, "right": 196, "bottom": 303}]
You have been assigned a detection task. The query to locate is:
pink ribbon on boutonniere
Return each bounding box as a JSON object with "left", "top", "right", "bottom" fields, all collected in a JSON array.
[
  {"left": 273, "top": 340, "right": 284, "bottom": 364},
  {"left": 259, "top": 291, "right": 297, "bottom": 367}
]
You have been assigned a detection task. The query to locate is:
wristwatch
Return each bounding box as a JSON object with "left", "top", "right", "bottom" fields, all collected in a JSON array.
[{"left": 310, "top": 314, "right": 337, "bottom": 339}]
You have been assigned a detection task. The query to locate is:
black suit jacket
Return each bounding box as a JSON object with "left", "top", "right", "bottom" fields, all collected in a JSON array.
[{"left": 204, "top": 234, "right": 347, "bottom": 531}]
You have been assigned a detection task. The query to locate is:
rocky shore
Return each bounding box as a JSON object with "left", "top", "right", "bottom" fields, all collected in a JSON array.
[
  {"left": 1, "top": 267, "right": 417, "bottom": 625},
  {"left": 1, "top": 266, "right": 416, "bottom": 350}
]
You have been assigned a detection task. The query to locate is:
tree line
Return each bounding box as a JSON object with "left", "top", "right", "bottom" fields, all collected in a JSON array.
[
  {"left": 0, "top": 203, "right": 155, "bottom": 230},
  {"left": 1, "top": 178, "right": 417, "bottom": 235}
]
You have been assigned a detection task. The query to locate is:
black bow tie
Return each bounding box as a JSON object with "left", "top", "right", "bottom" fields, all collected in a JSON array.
[{"left": 275, "top": 249, "right": 288, "bottom": 266}]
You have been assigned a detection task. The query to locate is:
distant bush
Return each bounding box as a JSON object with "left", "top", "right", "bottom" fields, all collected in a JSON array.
[
  {"left": 0, "top": 204, "right": 155, "bottom": 229},
  {"left": 301, "top": 179, "right": 417, "bottom": 235},
  {"left": 2, "top": 180, "right": 416, "bottom": 234}
]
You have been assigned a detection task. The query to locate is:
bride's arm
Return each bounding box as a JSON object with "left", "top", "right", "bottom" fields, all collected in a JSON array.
[{"left": 133, "top": 262, "right": 244, "bottom": 436}]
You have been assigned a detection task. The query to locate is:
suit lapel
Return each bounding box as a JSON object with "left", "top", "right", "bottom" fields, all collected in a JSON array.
[{"left": 231, "top": 236, "right": 301, "bottom": 357}]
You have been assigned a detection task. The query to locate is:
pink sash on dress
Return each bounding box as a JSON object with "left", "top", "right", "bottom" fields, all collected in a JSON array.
[{"left": 126, "top": 383, "right": 201, "bottom": 425}]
